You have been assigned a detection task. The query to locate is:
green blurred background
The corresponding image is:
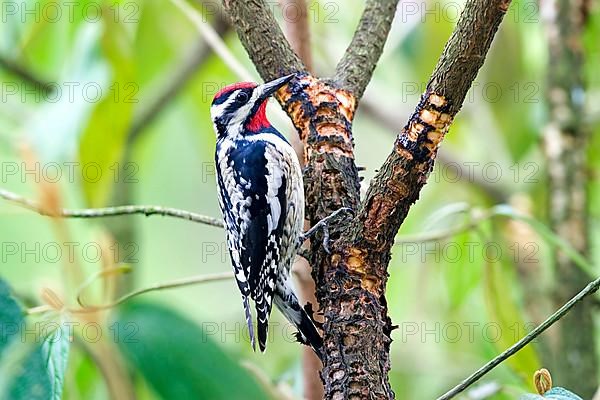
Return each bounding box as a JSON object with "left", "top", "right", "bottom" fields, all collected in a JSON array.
[{"left": 1, "top": 0, "right": 599, "bottom": 398}]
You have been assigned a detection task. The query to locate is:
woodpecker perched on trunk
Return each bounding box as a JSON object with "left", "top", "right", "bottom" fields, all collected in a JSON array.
[{"left": 211, "top": 74, "right": 323, "bottom": 359}]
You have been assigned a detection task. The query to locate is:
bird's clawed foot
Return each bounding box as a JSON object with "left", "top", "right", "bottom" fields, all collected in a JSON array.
[{"left": 298, "top": 207, "right": 354, "bottom": 254}]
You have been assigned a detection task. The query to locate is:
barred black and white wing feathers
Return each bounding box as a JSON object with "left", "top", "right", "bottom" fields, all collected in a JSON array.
[
  {"left": 216, "top": 136, "right": 289, "bottom": 351},
  {"left": 215, "top": 147, "right": 256, "bottom": 349}
]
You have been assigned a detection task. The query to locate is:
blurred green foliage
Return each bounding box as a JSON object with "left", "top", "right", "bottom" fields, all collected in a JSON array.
[
  {"left": 0, "top": 0, "right": 599, "bottom": 398},
  {"left": 113, "top": 301, "right": 272, "bottom": 400}
]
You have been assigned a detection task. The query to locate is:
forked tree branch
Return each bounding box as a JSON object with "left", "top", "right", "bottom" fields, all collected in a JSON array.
[
  {"left": 335, "top": 0, "right": 400, "bottom": 98},
  {"left": 221, "top": 0, "right": 512, "bottom": 397}
]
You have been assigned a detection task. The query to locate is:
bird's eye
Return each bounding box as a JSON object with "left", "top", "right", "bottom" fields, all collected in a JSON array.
[{"left": 235, "top": 92, "right": 249, "bottom": 104}]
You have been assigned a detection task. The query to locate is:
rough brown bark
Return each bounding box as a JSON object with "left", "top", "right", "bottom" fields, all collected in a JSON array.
[
  {"left": 277, "top": 76, "right": 368, "bottom": 397},
  {"left": 359, "top": 100, "right": 509, "bottom": 203},
  {"left": 542, "top": 0, "right": 596, "bottom": 395}
]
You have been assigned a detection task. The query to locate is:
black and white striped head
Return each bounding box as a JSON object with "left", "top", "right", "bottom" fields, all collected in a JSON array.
[{"left": 210, "top": 74, "right": 295, "bottom": 139}]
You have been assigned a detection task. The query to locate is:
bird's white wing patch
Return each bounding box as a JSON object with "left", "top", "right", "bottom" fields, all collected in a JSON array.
[{"left": 263, "top": 146, "right": 284, "bottom": 234}]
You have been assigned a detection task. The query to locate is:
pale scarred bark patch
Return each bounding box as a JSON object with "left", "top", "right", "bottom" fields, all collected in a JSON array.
[{"left": 277, "top": 75, "right": 356, "bottom": 161}]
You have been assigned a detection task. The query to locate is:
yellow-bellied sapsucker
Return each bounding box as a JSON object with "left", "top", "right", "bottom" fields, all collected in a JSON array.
[{"left": 211, "top": 74, "right": 323, "bottom": 359}]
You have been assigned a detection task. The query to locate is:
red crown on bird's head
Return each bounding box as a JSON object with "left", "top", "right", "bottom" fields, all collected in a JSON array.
[{"left": 213, "top": 82, "right": 257, "bottom": 101}]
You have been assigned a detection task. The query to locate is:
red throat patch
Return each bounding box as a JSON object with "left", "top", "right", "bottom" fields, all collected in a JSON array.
[{"left": 246, "top": 101, "right": 270, "bottom": 132}]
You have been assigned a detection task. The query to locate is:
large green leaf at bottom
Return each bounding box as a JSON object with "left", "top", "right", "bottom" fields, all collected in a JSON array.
[
  {"left": 41, "top": 322, "right": 70, "bottom": 400},
  {"left": 521, "top": 387, "right": 584, "bottom": 400},
  {"left": 112, "top": 302, "right": 272, "bottom": 400},
  {"left": 0, "top": 278, "right": 69, "bottom": 400}
]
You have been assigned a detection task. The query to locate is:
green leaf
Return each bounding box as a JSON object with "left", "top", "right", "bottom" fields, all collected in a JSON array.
[
  {"left": 0, "top": 278, "right": 51, "bottom": 400},
  {"left": 41, "top": 321, "right": 70, "bottom": 400},
  {"left": 544, "top": 387, "right": 584, "bottom": 400},
  {"left": 79, "top": 4, "right": 136, "bottom": 207},
  {"left": 484, "top": 258, "right": 540, "bottom": 384},
  {"left": 113, "top": 302, "right": 272, "bottom": 400},
  {"left": 520, "top": 387, "right": 584, "bottom": 400},
  {"left": 0, "top": 279, "right": 22, "bottom": 337}
]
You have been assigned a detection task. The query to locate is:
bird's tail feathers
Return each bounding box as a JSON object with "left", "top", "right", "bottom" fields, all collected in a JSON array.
[
  {"left": 242, "top": 295, "right": 256, "bottom": 351},
  {"left": 274, "top": 282, "right": 323, "bottom": 361},
  {"left": 255, "top": 297, "right": 271, "bottom": 353}
]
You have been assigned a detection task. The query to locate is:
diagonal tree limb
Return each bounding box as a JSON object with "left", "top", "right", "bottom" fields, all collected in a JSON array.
[
  {"left": 221, "top": 0, "right": 306, "bottom": 81},
  {"left": 352, "top": 0, "right": 512, "bottom": 255},
  {"left": 359, "top": 99, "right": 509, "bottom": 203},
  {"left": 334, "top": 0, "right": 400, "bottom": 99}
]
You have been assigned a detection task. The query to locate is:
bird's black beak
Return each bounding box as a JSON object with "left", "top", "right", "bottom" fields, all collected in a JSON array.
[{"left": 256, "top": 74, "right": 295, "bottom": 102}]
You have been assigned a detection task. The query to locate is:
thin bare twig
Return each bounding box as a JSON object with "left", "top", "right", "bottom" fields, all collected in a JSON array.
[
  {"left": 0, "top": 188, "right": 224, "bottom": 227},
  {"left": 437, "top": 273, "right": 600, "bottom": 399},
  {"left": 76, "top": 270, "right": 233, "bottom": 311},
  {"left": 27, "top": 271, "right": 233, "bottom": 315}
]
